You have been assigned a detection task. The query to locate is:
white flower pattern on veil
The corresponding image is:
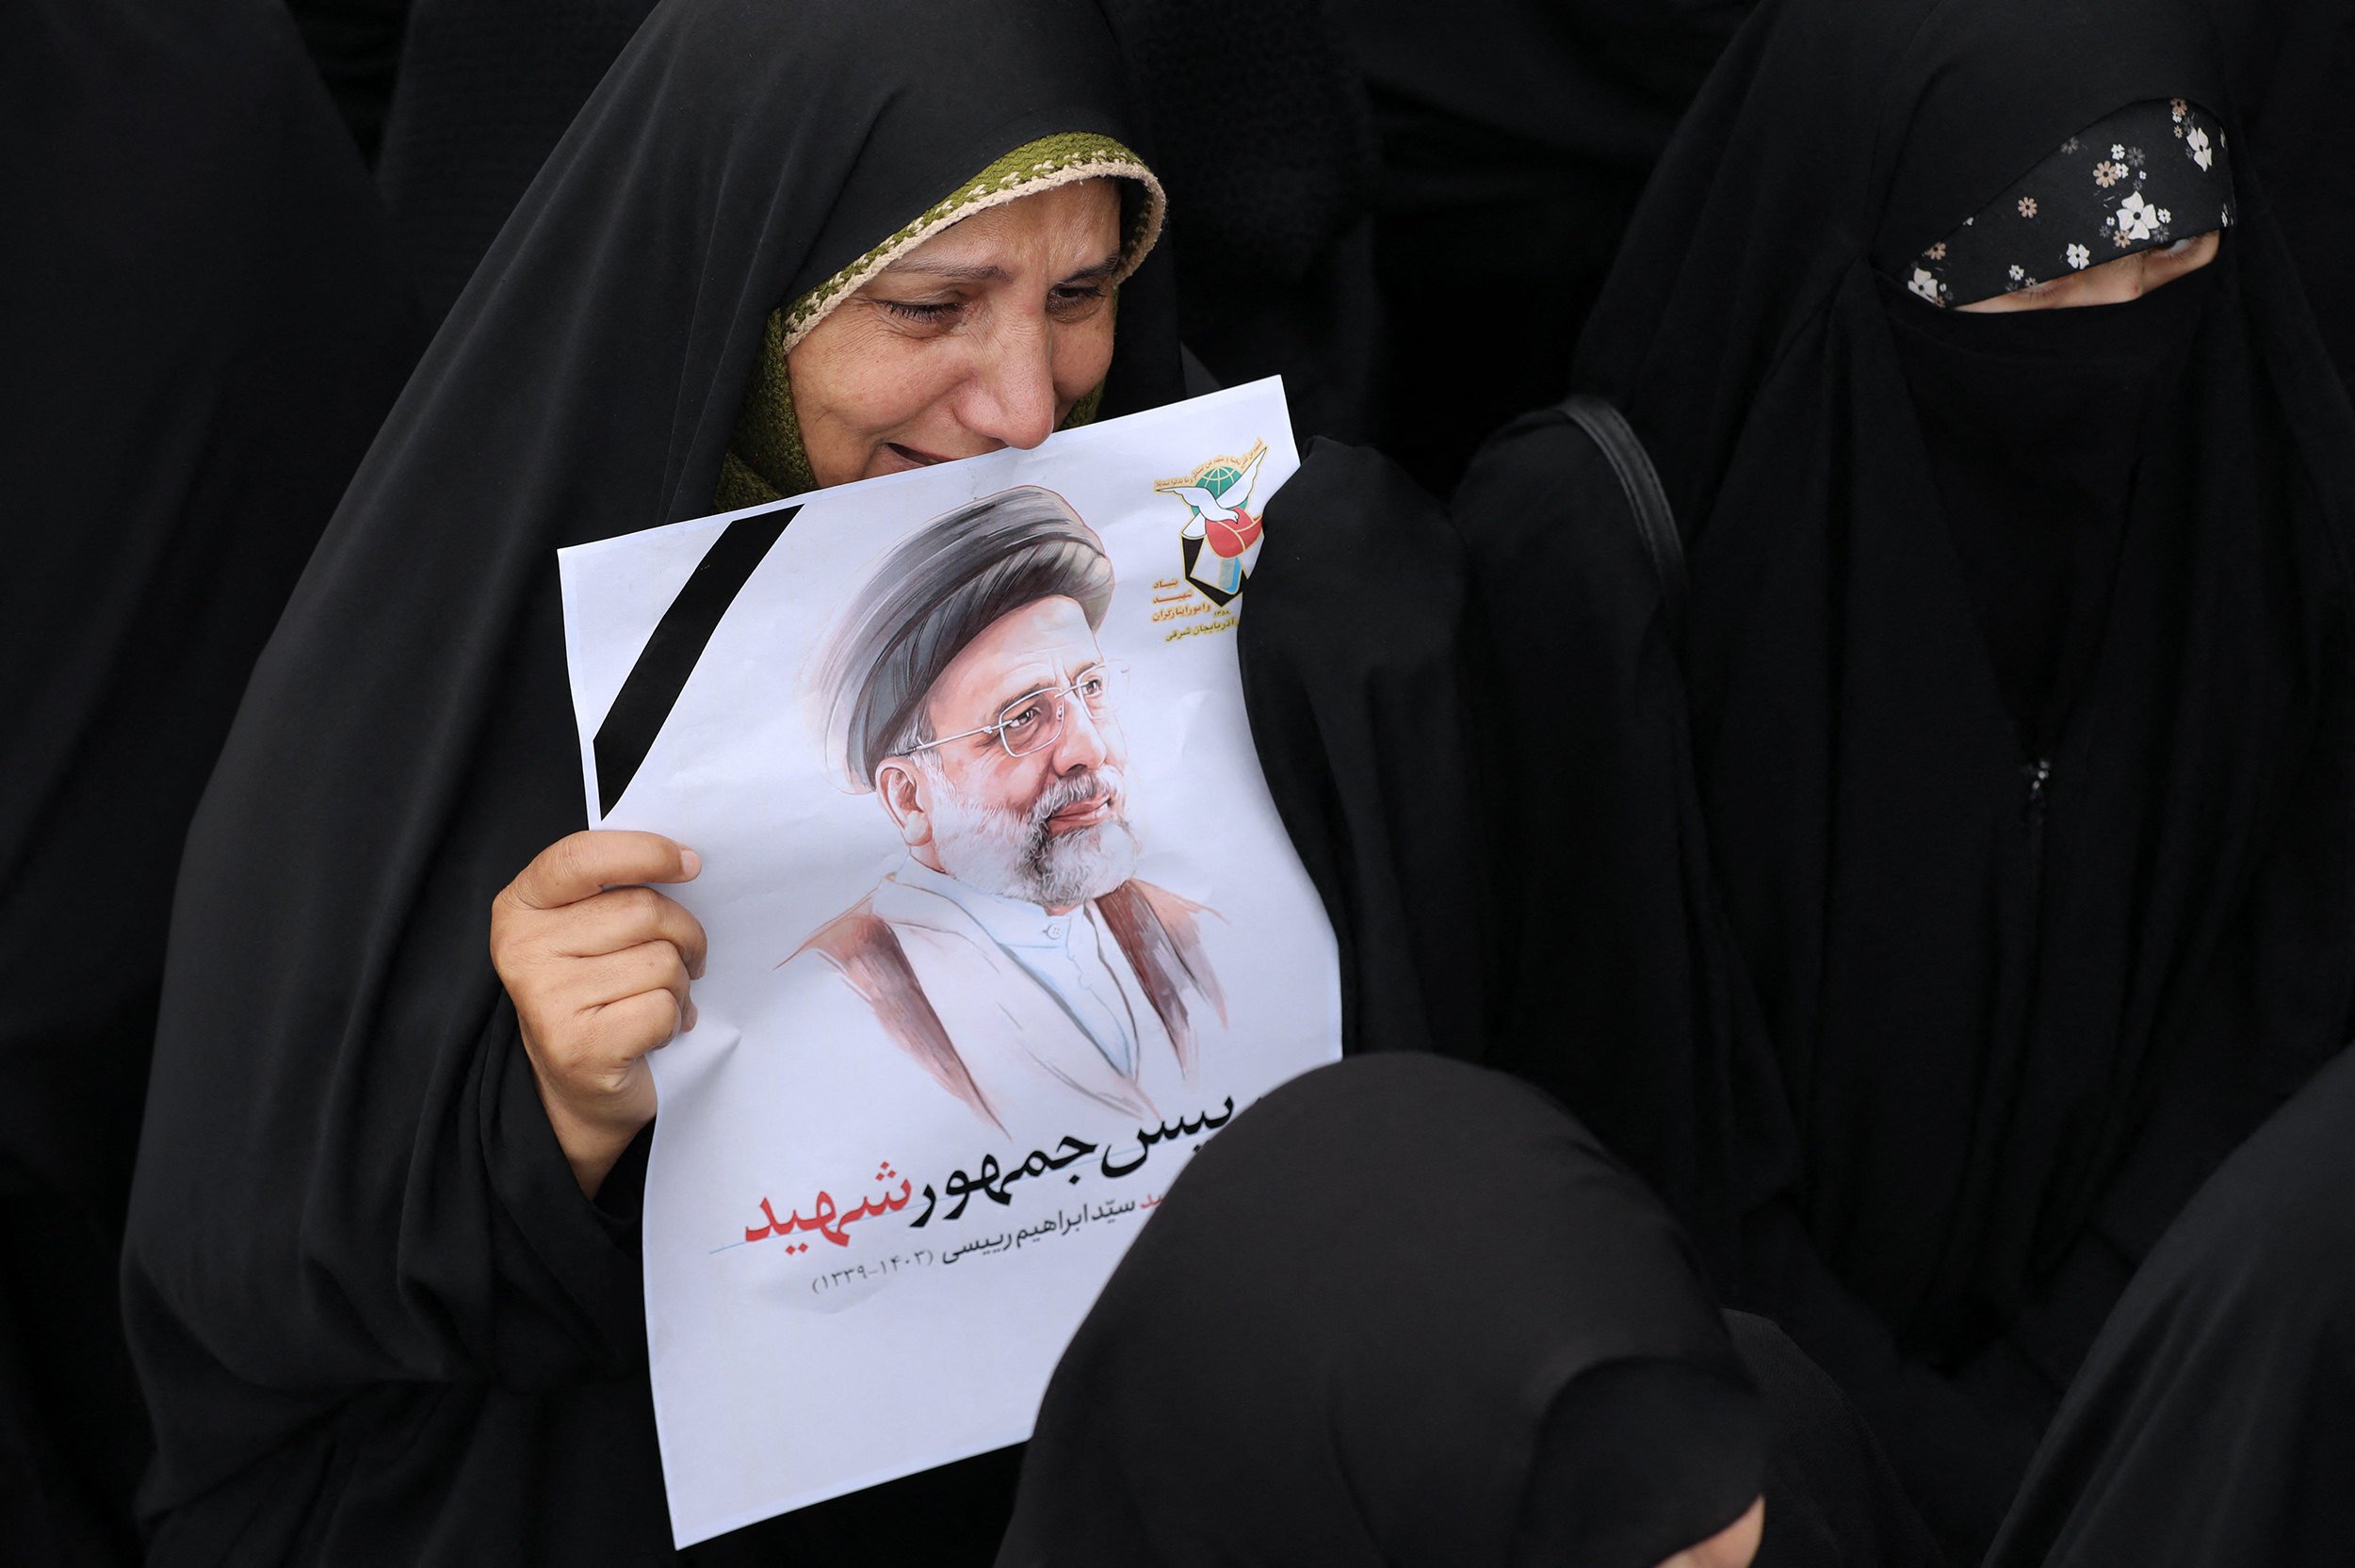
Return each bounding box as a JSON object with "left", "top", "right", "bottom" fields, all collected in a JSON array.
[
  {"left": 2115, "top": 191, "right": 2162, "bottom": 241},
  {"left": 1906, "top": 99, "right": 2233, "bottom": 308}
]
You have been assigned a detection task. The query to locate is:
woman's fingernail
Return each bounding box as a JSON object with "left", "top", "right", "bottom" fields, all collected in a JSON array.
[
  {"left": 684, "top": 999, "right": 699, "bottom": 1031},
  {"left": 679, "top": 848, "right": 703, "bottom": 879}
]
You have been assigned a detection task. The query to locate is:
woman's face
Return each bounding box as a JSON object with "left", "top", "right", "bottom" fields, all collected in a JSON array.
[
  {"left": 1654, "top": 1495, "right": 1764, "bottom": 1568},
  {"left": 788, "top": 179, "right": 1123, "bottom": 488},
  {"left": 1957, "top": 229, "right": 2221, "bottom": 313}
]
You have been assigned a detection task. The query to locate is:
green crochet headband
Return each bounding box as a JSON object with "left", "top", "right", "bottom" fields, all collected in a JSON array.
[{"left": 717, "top": 134, "right": 1164, "bottom": 510}]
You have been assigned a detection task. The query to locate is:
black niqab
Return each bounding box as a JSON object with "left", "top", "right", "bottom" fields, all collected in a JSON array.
[
  {"left": 1886, "top": 264, "right": 2214, "bottom": 751},
  {"left": 997, "top": 1056, "right": 1765, "bottom": 1568},
  {"left": 125, "top": 2, "right": 1180, "bottom": 1561},
  {"left": 2, "top": 1, "right": 419, "bottom": 1560},
  {"left": 1456, "top": 0, "right": 2355, "bottom": 1550}
]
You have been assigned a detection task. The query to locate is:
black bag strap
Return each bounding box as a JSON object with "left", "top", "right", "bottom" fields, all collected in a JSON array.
[{"left": 1558, "top": 393, "right": 1687, "bottom": 640}]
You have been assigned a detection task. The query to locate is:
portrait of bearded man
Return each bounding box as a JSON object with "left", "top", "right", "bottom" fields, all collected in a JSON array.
[{"left": 784, "top": 486, "right": 1227, "bottom": 1133}]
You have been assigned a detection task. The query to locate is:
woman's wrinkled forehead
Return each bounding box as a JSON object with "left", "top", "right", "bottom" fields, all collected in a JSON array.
[
  {"left": 748, "top": 0, "right": 1154, "bottom": 313},
  {"left": 781, "top": 136, "right": 1165, "bottom": 351}
]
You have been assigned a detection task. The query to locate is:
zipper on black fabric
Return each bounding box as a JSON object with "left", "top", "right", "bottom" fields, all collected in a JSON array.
[{"left": 2023, "top": 756, "right": 2053, "bottom": 906}]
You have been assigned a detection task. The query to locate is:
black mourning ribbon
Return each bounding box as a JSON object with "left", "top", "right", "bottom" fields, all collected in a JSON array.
[{"left": 593, "top": 504, "right": 800, "bottom": 816}]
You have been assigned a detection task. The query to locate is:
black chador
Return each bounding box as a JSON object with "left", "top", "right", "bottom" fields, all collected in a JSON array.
[
  {"left": 122, "top": 3, "right": 1184, "bottom": 1562},
  {"left": 1, "top": 1, "right": 419, "bottom": 1560},
  {"left": 1452, "top": 0, "right": 2355, "bottom": 1558},
  {"left": 1001, "top": 1056, "right": 1775, "bottom": 1567}
]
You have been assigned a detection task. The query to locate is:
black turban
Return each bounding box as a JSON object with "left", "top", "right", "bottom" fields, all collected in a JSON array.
[{"left": 814, "top": 485, "right": 1114, "bottom": 790}]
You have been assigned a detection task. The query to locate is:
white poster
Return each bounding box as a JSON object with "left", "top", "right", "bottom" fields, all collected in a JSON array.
[{"left": 557, "top": 378, "right": 1341, "bottom": 1545}]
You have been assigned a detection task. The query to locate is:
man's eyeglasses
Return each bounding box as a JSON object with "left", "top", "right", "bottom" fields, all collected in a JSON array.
[{"left": 901, "top": 664, "right": 1122, "bottom": 761}]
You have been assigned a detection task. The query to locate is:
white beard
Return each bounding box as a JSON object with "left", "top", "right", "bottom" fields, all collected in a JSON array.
[{"left": 926, "top": 764, "right": 1139, "bottom": 909}]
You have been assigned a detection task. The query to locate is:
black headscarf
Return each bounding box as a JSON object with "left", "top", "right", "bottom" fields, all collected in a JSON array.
[
  {"left": 124, "top": 3, "right": 1181, "bottom": 1561},
  {"left": 378, "top": 0, "right": 1381, "bottom": 446},
  {"left": 1979, "top": 1040, "right": 2355, "bottom": 1566},
  {"left": 2201, "top": 0, "right": 2355, "bottom": 395},
  {"left": 375, "top": 0, "right": 658, "bottom": 321},
  {"left": 1332, "top": 0, "right": 1754, "bottom": 490},
  {"left": 1101, "top": 0, "right": 1385, "bottom": 443},
  {"left": 1, "top": 1, "right": 419, "bottom": 1560},
  {"left": 997, "top": 1055, "right": 1764, "bottom": 1568},
  {"left": 1457, "top": 0, "right": 2355, "bottom": 1550},
  {"left": 286, "top": 0, "right": 413, "bottom": 165}
]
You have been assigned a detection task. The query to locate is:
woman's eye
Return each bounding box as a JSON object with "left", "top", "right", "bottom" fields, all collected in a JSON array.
[
  {"left": 1048, "top": 283, "right": 1107, "bottom": 317},
  {"left": 877, "top": 298, "right": 962, "bottom": 326}
]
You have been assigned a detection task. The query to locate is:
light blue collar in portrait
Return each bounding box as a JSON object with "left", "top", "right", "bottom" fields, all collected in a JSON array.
[{"left": 890, "top": 859, "right": 1141, "bottom": 1076}]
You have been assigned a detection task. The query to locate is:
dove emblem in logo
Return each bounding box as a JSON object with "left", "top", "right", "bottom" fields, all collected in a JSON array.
[{"left": 1154, "top": 439, "right": 1269, "bottom": 608}]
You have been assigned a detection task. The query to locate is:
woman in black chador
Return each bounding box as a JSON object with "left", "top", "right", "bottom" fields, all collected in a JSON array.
[
  {"left": 999, "top": 1054, "right": 1948, "bottom": 1568},
  {"left": 1001, "top": 1056, "right": 1775, "bottom": 1568},
  {"left": 377, "top": 0, "right": 1381, "bottom": 443},
  {"left": 122, "top": 1, "right": 1210, "bottom": 1561},
  {"left": 1450, "top": 0, "right": 2355, "bottom": 1559},
  {"left": 3, "top": 1, "right": 419, "bottom": 1561},
  {"left": 128, "top": 0, "right": 1512, "bottom": 1549}
]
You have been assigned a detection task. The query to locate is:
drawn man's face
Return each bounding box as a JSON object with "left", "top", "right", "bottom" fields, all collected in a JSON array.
[{"left": 875, "top": 595, "right": 1136, "bottom": 911}]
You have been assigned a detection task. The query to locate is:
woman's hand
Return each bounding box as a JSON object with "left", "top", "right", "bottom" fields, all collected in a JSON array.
[{"left": 491, "top": 831, "right": 707, "bottom": 1198}]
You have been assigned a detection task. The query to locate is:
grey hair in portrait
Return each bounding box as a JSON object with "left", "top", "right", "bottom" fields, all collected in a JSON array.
[
  {"left": 811, "top": 485, "right": 1116, "bottom": 793},
  {"left": 910, "top": 752, "right": 1140, "bottom": 908}
]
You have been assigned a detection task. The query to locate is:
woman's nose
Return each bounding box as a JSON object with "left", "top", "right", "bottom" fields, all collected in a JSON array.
[{"left": 958, "top": 318, "right": 1059, "bottom": 452}]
